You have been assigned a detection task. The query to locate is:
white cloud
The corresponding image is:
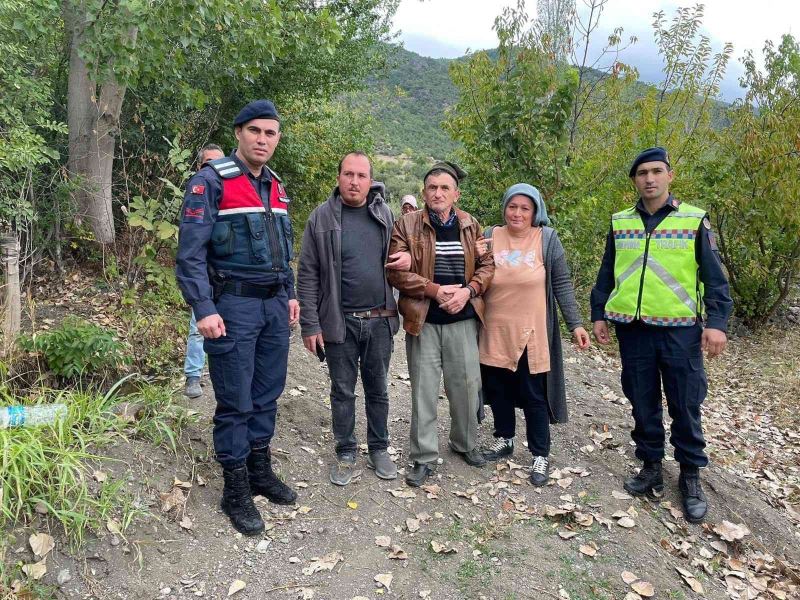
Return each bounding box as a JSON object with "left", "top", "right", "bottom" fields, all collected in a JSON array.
[{"left": 393, "top": 0, "right": 800, "bottom": 100}]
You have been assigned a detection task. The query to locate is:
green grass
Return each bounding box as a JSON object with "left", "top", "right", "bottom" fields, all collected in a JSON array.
[
  {"left": 0, "top": 375, "right": 191, "bottom": 545},
  {"left": 455, "top": 558, "right": 493, "bottom": 593},
  {"left": 558, "top": 555, "right": 614, "bottom": 600},
  {"left": 129, "top": 382, "right": 198, "bottom": 454},
  {"left": 0, "top": 571, "right": 56, "bottom": 600}
]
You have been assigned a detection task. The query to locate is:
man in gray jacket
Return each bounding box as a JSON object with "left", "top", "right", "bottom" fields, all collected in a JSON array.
[{"left": 298, "top": 152, "right": 409, "bottom": 486}]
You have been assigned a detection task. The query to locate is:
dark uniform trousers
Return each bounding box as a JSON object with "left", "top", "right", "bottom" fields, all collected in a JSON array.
[
  {"left": 615, "top": 321, "right": 708, "bottom": 468},
  {"left": 203, "top": 291, "right": 289, "bottom": 469}
]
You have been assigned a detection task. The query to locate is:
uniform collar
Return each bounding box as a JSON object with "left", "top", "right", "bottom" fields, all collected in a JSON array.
[
  {"left": 230, "top": 151, "right": 272, "bottom": 182},
  {"left": 635, "top": 194, "right": 679, "bottom": 216}
]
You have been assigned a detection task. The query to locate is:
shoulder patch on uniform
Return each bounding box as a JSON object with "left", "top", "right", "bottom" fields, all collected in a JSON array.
[
  {"left": 266, "top": 166, "right": 282, "bottom": 183},
  {"left": 208, "top": 157, "right": 241, "bottom": 179},
  {"left": 191, "top": 184, "right": 205, "bottom": 195},
  {"left": 183, "top": 201, "right": 205, "bottom": 223},
  {"left": 702, "top": 216, "right": 711, "bottom": 230},
  {"left": 276, "top": 182, "right": 289, "bottom": 202}
]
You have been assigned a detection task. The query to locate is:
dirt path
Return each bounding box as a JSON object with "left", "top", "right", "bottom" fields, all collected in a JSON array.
[{"left": 6, "top": 329, "right": 800, "bottom": 600}]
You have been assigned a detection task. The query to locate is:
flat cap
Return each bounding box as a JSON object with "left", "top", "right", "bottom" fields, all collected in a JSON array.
[
  {"left": 233, "top": 99, "right": 280, "bottom": 127},
  {"left": 423, "top": 161, "right": 467, "bottom": 186},
  {"left": 629, "top": 146, "right": 670, "bottom": 177}
]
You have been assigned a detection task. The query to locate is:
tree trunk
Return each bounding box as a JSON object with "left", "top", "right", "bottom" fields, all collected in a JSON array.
[
  {"left": 1, "top": 234, "right": 21, "bottom": 356},
  {"left": 63, "top": 0, "right": 135, "bottom": 245}
]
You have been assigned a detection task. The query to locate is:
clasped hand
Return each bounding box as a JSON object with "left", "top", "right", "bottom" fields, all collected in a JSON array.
[{"left": 436, "top": 284, "right": 471, "bottom": 314}]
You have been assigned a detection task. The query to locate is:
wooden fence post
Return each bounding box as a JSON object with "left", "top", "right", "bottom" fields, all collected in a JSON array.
[{"left": 1, "top": 234, "right": 21, "bottom": 355}]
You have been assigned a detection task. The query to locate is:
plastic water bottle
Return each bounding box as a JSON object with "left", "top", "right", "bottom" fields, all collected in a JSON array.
[{"left": 0, "top": 404, "right": 68, "bottom": 428}]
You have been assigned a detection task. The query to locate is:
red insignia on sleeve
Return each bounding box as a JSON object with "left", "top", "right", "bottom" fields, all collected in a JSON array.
[
  {"left": 183, "top": 206, "right": 205, "bottom": 222},
  {"left": 191, "top": 184, "right": 205, "bottom": 195}
]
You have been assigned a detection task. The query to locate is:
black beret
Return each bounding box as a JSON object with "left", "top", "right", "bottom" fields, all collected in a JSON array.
[
  {"left": 629, "top": 146, "right": 671, "bottom": 177},
  {"left": 233, "top": 99, "right": 280, "bottom": 127},
  {"left": 423, "top": 161, "right": 467, "bottom": 186}
]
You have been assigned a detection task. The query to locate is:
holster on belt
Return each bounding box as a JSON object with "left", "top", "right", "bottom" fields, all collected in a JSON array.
[{"left": 209, "top": 266, "right": 225, "bottom": 302}]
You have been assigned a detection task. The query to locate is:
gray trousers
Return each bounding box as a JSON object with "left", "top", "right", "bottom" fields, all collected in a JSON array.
[{"left": 405, "top": 319, "right": 481, "bottom": 465}]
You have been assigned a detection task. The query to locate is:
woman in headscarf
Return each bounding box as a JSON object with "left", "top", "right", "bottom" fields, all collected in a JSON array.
[{"left": 477, "top": 183, "right": 590, "bottom": 485}]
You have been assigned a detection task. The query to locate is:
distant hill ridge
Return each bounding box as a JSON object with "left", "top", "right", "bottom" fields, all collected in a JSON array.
[{"left": 360, "top": 44, "right": 729, "bottom": 161}]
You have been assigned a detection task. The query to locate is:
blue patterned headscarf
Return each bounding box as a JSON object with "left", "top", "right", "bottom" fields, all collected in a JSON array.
[{"left": 501, "top": 183, "right": 550, "bottom": 227}]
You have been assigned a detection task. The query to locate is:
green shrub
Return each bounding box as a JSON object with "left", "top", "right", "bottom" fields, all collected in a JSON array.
[
  {"left": 0, "top": 379, "right": 143, "bottom": 544},
  {"left": 19, "top": 318, "right": 131, "bottom": 379}
]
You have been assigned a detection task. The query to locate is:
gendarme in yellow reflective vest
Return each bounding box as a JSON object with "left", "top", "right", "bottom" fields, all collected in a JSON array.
[{"left": 605, "top": 201, "right": 705, "bottom": 326}]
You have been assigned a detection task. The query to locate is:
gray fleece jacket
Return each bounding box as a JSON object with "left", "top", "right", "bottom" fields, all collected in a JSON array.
[{"left": 297, "top": 182, "right": 400, "bottom": 344}]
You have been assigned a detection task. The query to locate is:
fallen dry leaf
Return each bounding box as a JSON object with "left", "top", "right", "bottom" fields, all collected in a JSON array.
[
  {"left": 387, "top": 545, "right": 408, "bottom": 560},
  {"left": 347, "top": 500, "right": 358, "bottom": 509},
  {"left": 297, "top": 505, "right": 313, "bottom": 514},
  {"left": 173, "top": 477, "right": 192, "bottom": 490},
  {"left": 375, "top": 536, "right": 391, "bottom": 547},
  {"left": 557, "top": 477, "right": 573, "bottom": 489},
  {"left": 630, "top": 580, "right": 655, "bottom": 597},
  {"left": 406, "top": 518, "right": 420, "bottom": 533},
  {"left": 579, "top": 544, "right": 597, "bottom": 557},
  {"left": 374, "top": 573, "right": 393, "bottom": 590},
  {"left": 388, "top": 488, "right": 416, "bottom": 499},
  {"left": 430, "top": 540, "right": 457, "bottom": 554},
  {"left": 710, "top": 539, "right": 729, "bottom": 554},
  {"left": 612, "top": 490, "right": 633, "bottom": 500},
  {"left": 28, "top": 533, "right": 54, "bottom": 558},
  {"left": 227, "top": 579, "right": 246, "bottom": 596},
  {"left": 93, "top": 470, "right": 107, "bottom": 483},
  {"left": 421, "top": 483, "right": 441, "bottom": 497},
  {"left": 179, "top": 516, "right": 193, "bottom": 530},
  {"left": 22, "top": 559, "right": 47, "bottom": 580},
  {"left": 106, "top": 519, "right": 122, "bottom": 535},
  {"left": 621, "top": 571, "right": 639, "bottom": 585},
  {"left": 713, "top": 520, "right": 750, "bottom": 542},
  {"left": 617, "top": 516, "right": 636, "bottom": 528},
  {"left": 624, "top": 594, "right": 642, "bottom": 600},
  {"left": 302, "top": 552, "right": 343, "bottom": 575},
  {"left": 675, "top": 566, "right": 705, "bottom": 595},
  {"left": 159, "top": 487, "right": 186, "bottom": 513},
  {"left": 559, "top": 530, "right": 578, "bottom": 540}
]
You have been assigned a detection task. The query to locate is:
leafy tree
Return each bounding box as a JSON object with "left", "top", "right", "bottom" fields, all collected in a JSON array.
[
  {"left": 444, "top": 2, "right": 739, "bottom": 300},
  {"left": 707, "top": 34, "right": 800, "bottom": 325},
  {"left": 271, "top": 98, "right": 377, "bottom": 230},
  {"left": 445, "top": 1, "right": 578, "bottom": 226},
  {"left": 55, "top": 0, "right": 396, "bottom": 244}
]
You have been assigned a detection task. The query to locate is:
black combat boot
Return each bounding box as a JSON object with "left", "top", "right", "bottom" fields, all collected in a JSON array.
[
  {"left": 247, "top": 447, "right": 297, "bottom": 505},
  {"left": 679, "top": 466, "right": 708, "bottom": 523},
  {"left": 221, "top": 466, "right": 265, "bottom": 536},
  {"left": 623, "top": 460, "right": 664, "bottom": 497}
]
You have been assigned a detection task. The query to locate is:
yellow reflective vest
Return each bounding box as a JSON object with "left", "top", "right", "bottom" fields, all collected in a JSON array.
[{"left": 604, "top": 201, "right": 705, "bottom": 327}]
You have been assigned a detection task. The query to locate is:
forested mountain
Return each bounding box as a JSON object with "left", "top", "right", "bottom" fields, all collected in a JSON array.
[
  {"left": 348, "top": 45, "right": 460, "bottom": 159},
  {"left": 359, "top": 44, "right": 729, "bottom": 161}
]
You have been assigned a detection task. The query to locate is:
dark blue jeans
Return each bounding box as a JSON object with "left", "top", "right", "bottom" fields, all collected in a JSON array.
[
  {"left": 615, "top": 322, "right": 708, "bottom": 467},
  {"left": 326, "top": 315, "right": 393, "bottom": 456},
  {"left": 204, "top": 291, "right": 289, "bottom": 469}
]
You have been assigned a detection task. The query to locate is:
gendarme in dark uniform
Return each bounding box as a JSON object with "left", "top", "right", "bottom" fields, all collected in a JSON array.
[
  {"left": 591, "top": 147, "right": 733, "bottom": 523},
  {"left": 176, "top": 100, "right": 299, "bottom": 536}
]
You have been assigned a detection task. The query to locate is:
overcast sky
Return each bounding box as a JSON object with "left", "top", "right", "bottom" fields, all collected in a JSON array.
[{"left": 392, "top": 0, "right": 800, "bottom": 101}]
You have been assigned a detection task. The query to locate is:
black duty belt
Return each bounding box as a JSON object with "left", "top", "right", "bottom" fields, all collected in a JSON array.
[{"left": 221, "top": 281, "right": 281, "bottom": 299}]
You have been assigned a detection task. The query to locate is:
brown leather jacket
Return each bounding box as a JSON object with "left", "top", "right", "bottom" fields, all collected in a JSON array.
[{"left": 387, "top": 207, "right": 495, "bottom": 336}]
